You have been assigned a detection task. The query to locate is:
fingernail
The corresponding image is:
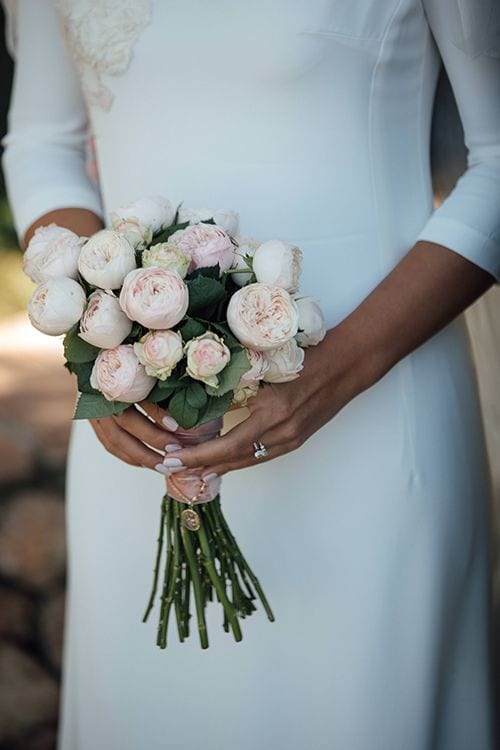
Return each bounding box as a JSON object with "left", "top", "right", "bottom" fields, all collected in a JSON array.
[
  {"left": 202, "top": 472, "right": 218, "bottom": 481},
  {"left": 162, "top": 416, "right": 178, "bottom": 431},
  {"left": 168, "top": 465, "right": 187, "bottom": 473},
  {"left": 155, "top": 464, "right": 171, "bottom": 476},
  {"left": 163, "top": 457, "right": 184, "bottom": 468},
  {"left": 164, "top": 443, "right": 182, "bottom": 452}
]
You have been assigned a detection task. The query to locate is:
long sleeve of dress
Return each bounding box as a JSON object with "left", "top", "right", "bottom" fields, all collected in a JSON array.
[
  {"left": 415, "top": 0, "right": 500, "bottom": 281},
  {"left": 1, "top": 0, "right": 103, "bottom": 243}
]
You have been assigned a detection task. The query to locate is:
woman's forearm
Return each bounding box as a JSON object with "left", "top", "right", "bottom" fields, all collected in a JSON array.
[
  {"left": 327, "top": 239, "right": 496, "bottom": 393},
  {"left": 23, "top": 207, "right": 103, "bottom": 247}
]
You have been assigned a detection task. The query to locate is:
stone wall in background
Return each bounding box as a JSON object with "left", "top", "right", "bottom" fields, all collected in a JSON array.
[{"left": 0, "top": 314, "right": 75, "bottom": 750}]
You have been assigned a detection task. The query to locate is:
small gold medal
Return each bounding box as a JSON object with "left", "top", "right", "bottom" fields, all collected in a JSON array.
[{"left": 181, "top": 508, "right": 201, "bottom": 531}]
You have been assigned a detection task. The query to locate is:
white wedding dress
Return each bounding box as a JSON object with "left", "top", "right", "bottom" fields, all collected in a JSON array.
[{"left": 3, "top": 1, "right": 500, "bottom": 748}]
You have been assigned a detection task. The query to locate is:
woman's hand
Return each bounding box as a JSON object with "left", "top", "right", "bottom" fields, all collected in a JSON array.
[
  {"left": 142, "top": 325, "right": 374, "bottom": 479},
  {"left": 89, "top": 406, "right": 182, "bottom": 475}
]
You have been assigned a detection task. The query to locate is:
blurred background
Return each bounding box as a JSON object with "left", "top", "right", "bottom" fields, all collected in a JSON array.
[{"left": 0, "top": 5, "right": 499, "bottom": 750}]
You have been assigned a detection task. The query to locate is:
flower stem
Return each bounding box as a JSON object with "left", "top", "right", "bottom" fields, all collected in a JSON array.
[
  {"left": 158, "top": 500, "right": 181, "bottom": 649},
  {"left": 180, "top": 507, "right": 209, "bottom": 649},
  {"left": 142, "top": 493, "right": 167, "bottom": 623}
]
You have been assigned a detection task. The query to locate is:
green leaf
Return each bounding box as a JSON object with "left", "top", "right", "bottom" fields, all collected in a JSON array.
[
  {"left": 210, "top": 322, "right": 240, "bottom": 349},
  {"left": 186, "top": 275, "right": 226, "bottom": 314},
  {"left": 180, "top": 318, "right": 206, "bottom": 340},
  {"left": 73, "top": 392, "right": 130, "bottom": 420},
  {"left": 205, "top": 348, "right": 251, "bottom": 397},
  {"left": 186, "top": 381, "right": 208, "bottom": 409},
  {"left": 65, "top": 360, "right": 99, "bottom": 395},
  {"left": 63, "top": 325, "right": 100, "bottom": 364},
  {"left": 185, "top": 264, "right": 220, "bottom": 281},
  {"left": 198, "top": 392, "right": 234, "bottom": 426},
  {"left": 151, "top": 220, "right": 190, "bottom": 245},
  {"left": 168, "top": 389, "right": 199, "bottom": 428},
  {"left": 144, "top": 383, "right": 176, "bottom": 403}
]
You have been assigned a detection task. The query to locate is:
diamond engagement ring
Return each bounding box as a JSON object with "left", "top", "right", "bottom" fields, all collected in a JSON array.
[{"left": 253, "top": 441, "right": 268, "bottom": 459}]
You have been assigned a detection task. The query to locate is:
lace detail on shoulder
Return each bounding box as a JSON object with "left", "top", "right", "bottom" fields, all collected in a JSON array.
[{"left": 55, "top": 0, "right": 151, "bottom": 111}]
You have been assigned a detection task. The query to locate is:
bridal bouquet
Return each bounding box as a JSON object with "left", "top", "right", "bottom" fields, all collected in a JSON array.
[{"left": 24, "top": 195, "right": 326, "bottom": 649}]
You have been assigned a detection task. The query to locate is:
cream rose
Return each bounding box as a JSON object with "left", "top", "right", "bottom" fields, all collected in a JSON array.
[
  {"left": 252, "top": 239, "right": 302, "bottom": 293},
  {"left": 231, "top": 235, "right": 259, "bottom": 287},
  {"left": 232, "top": 382, "right": 259, "bottom": 407},
  {"left": 295, "top": 295, "right": 326, "bottom": 347},
  {"left": 78, "top": 230, "right": 136, "bottom": 289},
  {"left": 90, "top": 344, "right": 155, "bottom": 402},
  {"left": 226, "top": 283, "right": 299, "bottom": 351},
  {"left": 119, "top": 267, "right": 189, "bottom": 329},
  {"left": 177, "top": 207, "right": 239, "bottom": 236},
  {"left": 239, "top": 348, "right": 270, "bottom": 387},
  {"left": 110, "top": 195, "right": 175, "bottom": 248},
  {"left": 184, "top": 332, "right": 231, "bottom": 388},
  {"left": 141, "top": 242, "right": 190, "bottom": 278},
  {"left": 169, "top": 223, "right": 234, "bottom": 274},
  {"left": 78, "top": 290, "right": 133, "bottom": 349},
  {"left": 23, "top": 224, "right": 84, "bottom": 284},
  {"left": 28, "top": 277, "right": 86, "bottom": 336},
  {"left": 263, "top": 339, "right": 305, "bottom": 383},
  {"left": 133, "top": 330, "right": 183, "bottom": 380}
]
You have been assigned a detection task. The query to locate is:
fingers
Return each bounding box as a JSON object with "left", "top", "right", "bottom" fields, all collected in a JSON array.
[
  {"left": 137, "top": 400, "right": 179, "bottom": 432},
  {"left": 113, "top": 406, "right": 180, "bottom": 451},
  {"left": 90, "top": 416, "right": 167, "bottom": 472}
]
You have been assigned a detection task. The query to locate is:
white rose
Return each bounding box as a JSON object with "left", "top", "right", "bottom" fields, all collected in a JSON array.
[
  {"left": 78, "top": 230, "right": 136, "bottom": 289},
  {"left": 169, "top": 223, "right": 235, "bottom": 274},
  {"left": 141, "top": 242, "right": 190, "bottom": 278},
  {"left": 231, "top": 235, "right": 259, "bottom": 287},
  {"left": 177, "top": 207, "right": 239, "bottom": 236},
  {"left": 239, "top": 348, "right": 270, "bottom": 387},
  {"left": 252, "top": 239, "right": 302, "bottom": 293},
  {"left": 78, "top": 290, "right": 133, "bottom": 349},
  {"left": 119, "top": 267, "right": 189, "bottom": 329},
  {"left": 133, "top": 330, "right": 183, "bottom": 380},
  {"left": 23, "top": 224, "right": 84, "bottom": 284},
  {"left": 295, "top": 296, "right": 326, "bottom": 347},
  {"left": 28, "top": 278, "right": 86, "bottom": 336},
  {"left": 226, "top": 283, "right": 299, "bottom": 351},
  {"left": 263, "top": 339, "right": 305, "bottom": 383},
  {"left": 110, "top": 195, "right": 175, "bottom": 248},
  {"left": 90, "top": 344, "right": 155, "bottom": 402},
  {"left": 184, "top": 331, "right": 231, "bottom": 388}
]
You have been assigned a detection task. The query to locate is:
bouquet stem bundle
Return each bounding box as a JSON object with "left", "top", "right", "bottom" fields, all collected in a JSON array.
[{"left": 142, "top": 494, "right": 274, "bottom": 649}]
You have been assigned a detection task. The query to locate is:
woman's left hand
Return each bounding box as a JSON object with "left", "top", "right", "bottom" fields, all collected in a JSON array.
[{"left": 140, "top": 325, "right": 374, "bottom": 479}]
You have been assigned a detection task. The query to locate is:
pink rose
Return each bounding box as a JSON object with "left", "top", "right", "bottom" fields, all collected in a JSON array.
[
  {"left": 90, "top": 344, "right": 155, "bottom": 402},
  {"left": 119, "top": 267, "right": 189, "bottom": 329},
  {"left": 169, "top": 223, "right": 234, "bottom": 274},
  {"left": 226, "top": 282, "right": 299, "bottom": 351},
  {"left": 239, "top": 348, "right": 270, "bottom": 387},
  {"left": 133, "top": 330, "right": 183, "bottom": 380},
  {"left": 184, "top": 332, "right": 231, "bottom": 388}
]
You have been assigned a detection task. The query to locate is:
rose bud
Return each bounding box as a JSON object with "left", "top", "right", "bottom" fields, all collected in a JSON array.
[
  {"left": 169, "top": 222, "right": 235, "bottom": 274},
  {"left": 90, "top": 344, "right": 155, "bottom": 402},
  {"left": 184, "top": 332, "right": 231, "bottom": 388},
  {"left": 78, "top": 230, "right": 136, "bottom": 289},
  {"left": 252, "top": 239, "right": 302, "bottom": 293},
  {"left": 177, "top": 206, "right": 239, "bottom": 236},
  {"left": 119, "top": 267, "right": 189, "bottom": 329},
  {"left": 133, "top": 330, "right": 184, "bottom": 380},
  {"left": 141, "top": 242, "right": 190, "bottom": 278},
  {"left": 28, "top": 277, "right": 87, "bottom": 336},
  {"left": 226, "top": 282, "right": 299, "bottom": 351},
  {"left": 23, "top": 224, "right": 84, "bottom": 284},
  {"left": 231, "top": 235, "right": 260, "bottom": 287},
  {"left": 110, "top": 195, "right": 175, "bottom": 248},
  {"left": 79, "top": 290, "right": 133, "bottom": 349},
  {"left": 263, "top": 339, "right": 305, "bottom": 383},
  {"left": 295, "top": 295, "right": 326, "bottom": 347}
]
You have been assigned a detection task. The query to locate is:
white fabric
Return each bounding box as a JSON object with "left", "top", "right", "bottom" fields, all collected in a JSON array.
[{"left": 2, "top": 1, "right": 499, "bottom": 748}]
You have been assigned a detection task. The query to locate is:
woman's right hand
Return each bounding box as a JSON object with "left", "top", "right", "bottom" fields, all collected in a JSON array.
[{"left": 89, "top": 404, "right": 184, "bottom": 475}]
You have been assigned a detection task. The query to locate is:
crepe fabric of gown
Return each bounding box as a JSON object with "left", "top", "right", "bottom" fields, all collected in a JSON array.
[{"left": 3, "top": 1, "right": 500, "bottom": 748}]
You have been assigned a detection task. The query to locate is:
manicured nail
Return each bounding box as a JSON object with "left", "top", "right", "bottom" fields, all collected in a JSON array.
[
  {"left": 163, "top": 457, "right": 184, "bottom": 468},
  {"left": 155, "top": 464, "right": 171, "bottom": 476},
  {"left": 165, "top": 443, "right": 182, "bottom": 452},
  {"left": 162, "top": 416, "right": 178, "bottom": 431},
  {"left": 202, "top": 472, "right": 218, "bottom": 481},
  {"left": 168, "top": 465, "right": 187, "bottom": 473}
]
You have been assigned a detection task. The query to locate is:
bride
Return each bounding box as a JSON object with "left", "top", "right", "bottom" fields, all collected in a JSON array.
[{"left": 2, "top": 1, "right": 499, "bottom": 748}]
